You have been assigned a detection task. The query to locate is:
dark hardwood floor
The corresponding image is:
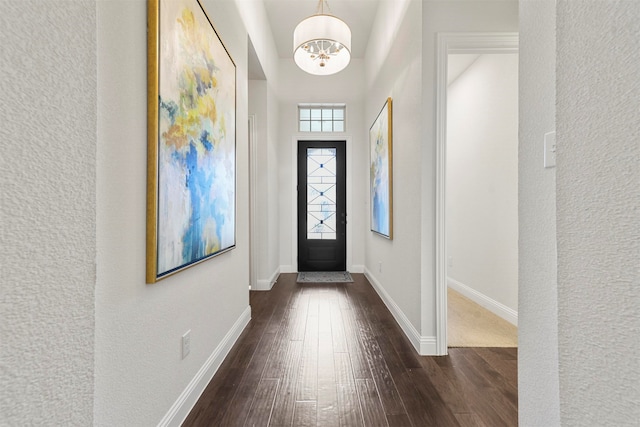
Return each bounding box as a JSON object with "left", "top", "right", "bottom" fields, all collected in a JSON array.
[{"left": 183, "top": 273, "right": 518, "bottom": 427}]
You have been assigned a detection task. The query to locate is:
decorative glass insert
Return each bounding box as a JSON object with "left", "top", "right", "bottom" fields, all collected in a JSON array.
[
  {"left": 307, "top": 148, "right": 337, "bottom": 240},
  {"left": 299, "top": 104, "right": 346, "bottom": 132}
]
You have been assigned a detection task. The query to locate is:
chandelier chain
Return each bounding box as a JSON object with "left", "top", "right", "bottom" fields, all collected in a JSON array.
[{"left": 315, "top": 0, "right": 332, "bottom": 15}]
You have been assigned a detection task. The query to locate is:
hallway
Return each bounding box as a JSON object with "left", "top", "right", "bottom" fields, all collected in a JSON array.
[{"left": 184, "top": 274, "right": 517, "bottom": 426}]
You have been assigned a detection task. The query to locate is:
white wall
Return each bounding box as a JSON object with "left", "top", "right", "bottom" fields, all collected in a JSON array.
[
  {"left": 0, "top": 1, "right": 97, "bottom": 424},
  {"left": 361, "top": 1, "right": 519, "bottom": 355},
  {"left": 277, "top": 59, "right": 367, "bottom": 273},
  {"left": 249, "top": 78, "right": 280, "bottom": 288},
  {"left": 421, "top": 2, "right": 519, "bottom": 345},
  {"left": 446, "top": 53, "right": 519, "bottom": 316},
  {"left": 240, "top": 0, "right": 281, "bottom": 290},
  {"left": 236, "top": 0, "right": 279, "bottom": 89},
  {"left": 364, "top": 0, "right": 424, "bottom": 347},
  {"left": 347, "top": 0, "right": 523, "bottom": 355},
  {"left": 267, "top": 81, "right": 281, "bottom": 278},
  {"left": 556, "top": 1, "right": 640, "bottom": 424},
  {"left": 518, "top": 1, "right": 560, "bottom": 424},
  {"left": 95, "top": 0, "right": 255, "bottom": 424}
]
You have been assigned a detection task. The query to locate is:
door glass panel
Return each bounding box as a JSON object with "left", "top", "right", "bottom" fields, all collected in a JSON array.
[{"left": 307, "top": 148, "right": 337, "bottom": 240}]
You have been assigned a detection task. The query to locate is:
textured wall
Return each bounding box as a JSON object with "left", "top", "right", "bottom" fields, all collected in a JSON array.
[
  {"left": 517, "top": 1, "right": 561, "bottom": 425},
  {"left": 556, "top": 1, "right": 640, "bottom": 424},
  {"left": 0, "top": 1, "right": 97, "bottom": 425}
]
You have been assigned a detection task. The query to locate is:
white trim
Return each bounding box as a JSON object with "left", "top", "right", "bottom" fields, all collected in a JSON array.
[
  {"left": 249, "top": 115, "right": 258, "bottom": 290},
  {"left": 291, "top": 134, "right": 354, "bottom": 272},
  {"left": 419, "top": 336, "right": 437, "bottom": 356},
  {"left": 364, "top": 268, "right": 437, "bottom": 356},
  {"left": 435, "top": 32, "right": 519, "bottom": 356},
  {"left": 349, "top": 264, "right": 364, "bottom": 274},
  {"left": 279, "top": 265, "right": 296, "bottom": 274},
  {"left": 255, "top": 267, "right": 281, "bottom": 291},
  {"left": 447, "top": 278, "right": 518, "bottom": 326},
  {"left": 157, "top": 306, "right": 252, "bottom": 427}
]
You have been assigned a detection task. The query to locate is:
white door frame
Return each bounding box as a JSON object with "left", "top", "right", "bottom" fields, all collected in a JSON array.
[{"left": 434, "top": 32, "right": 519, "bottom": 355}]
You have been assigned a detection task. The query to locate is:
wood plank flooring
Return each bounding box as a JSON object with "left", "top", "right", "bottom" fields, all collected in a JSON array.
[{"left": 183, "top": 273, "right": 517, "bottom": 427}]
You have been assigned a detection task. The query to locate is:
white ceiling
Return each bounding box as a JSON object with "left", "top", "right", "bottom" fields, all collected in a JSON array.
[{"left": 263, "top": 0, "right": 380, "bottom": 59}]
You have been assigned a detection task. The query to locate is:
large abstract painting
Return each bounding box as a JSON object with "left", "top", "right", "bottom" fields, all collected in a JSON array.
[
  {"left": 147, "top": 0, "right": 236, "bottom": 283},
  {"left": 369, "top": 97, "right": 393, "bottom": 239}
]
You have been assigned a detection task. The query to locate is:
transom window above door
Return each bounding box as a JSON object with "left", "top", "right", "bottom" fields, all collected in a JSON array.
[{"left": 298, "top": 104, "right": 346, "bottom": 132}]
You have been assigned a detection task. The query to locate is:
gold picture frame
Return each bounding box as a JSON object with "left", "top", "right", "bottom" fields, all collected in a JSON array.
[
  {"left": 147, "top": 0, "right": 236, "bottom": 283},
  {"left": 369, "top": 97, "right": 393, "bottom": 239}
]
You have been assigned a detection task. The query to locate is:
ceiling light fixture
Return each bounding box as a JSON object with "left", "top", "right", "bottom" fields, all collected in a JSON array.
[{"left": 293, "top": 0, "right": 352, "bottom": 76}]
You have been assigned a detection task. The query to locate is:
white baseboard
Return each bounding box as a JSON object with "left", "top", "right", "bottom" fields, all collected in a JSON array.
[
  {"left": 447, "top": 277, "right": 518, "bottom": 326},
  {"left": 419, "top": 336, "right": 437, "bottom": 356},
  {"left": 364, "top": 268, "right": 437, "bottom": 356},
  {"left": 255, "top": 267, "right": 280, "bottom": 291},
  {"left": 349, "top": 264, "right": 365, "bottom": 274},
  {"left": 158, "top": 306, "right": 252, "bottom": 427},
  {"left": 279, "top": 265, "right": 295, "bottom": 274}
]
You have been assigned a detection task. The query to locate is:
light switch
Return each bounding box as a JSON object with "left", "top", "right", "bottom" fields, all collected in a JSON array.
[{"left": 544, "top": 131, "right": 556, "bottom": 168}]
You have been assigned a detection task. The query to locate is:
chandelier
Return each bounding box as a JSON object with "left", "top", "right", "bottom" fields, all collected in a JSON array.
[{"left": 293, "top": 0, "right": 352, "bottom": 76}]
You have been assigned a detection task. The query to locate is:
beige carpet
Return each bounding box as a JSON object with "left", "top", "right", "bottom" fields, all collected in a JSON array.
[{"left": 448, "top": 288, "right": 518, "bottom": 347}]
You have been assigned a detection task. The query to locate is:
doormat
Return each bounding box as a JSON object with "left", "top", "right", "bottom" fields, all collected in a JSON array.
[{"left": 296, "top": 271, "right": 354, "bottom": 283}]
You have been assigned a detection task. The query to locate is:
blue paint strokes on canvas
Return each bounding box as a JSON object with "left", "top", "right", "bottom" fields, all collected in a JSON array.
[
  {"left": 371, "top": 152, "right": 390, "bottom": 236},
  {"left": 155, "top": 4, "right": 236, "bottom": 276},
  {"left": 194, "top": 73, "right": 211, "bottom": 96},
  {"left": 160, "top": 97, "right": 179, "bottom": 123},
  {"left": 370, "top": 104, "right": 391, "bottom": 237},
  {"left": 372, "top": 151, "right": 389, "bottom": 236},
  {"left": 183, "top": 143, "right": 203, "bottom": 261},
  {"left": 200, "top": 130, "right": 213, "bottom": 151}
]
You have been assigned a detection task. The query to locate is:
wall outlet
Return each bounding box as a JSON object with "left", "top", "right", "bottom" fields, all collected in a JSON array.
[
  {"left": 182, "top": 330, "right": 191, "bottom": 359},
  {"left": 379, "top": 261, "right": 382, "bottom": 273},
  {"left": 448, "top": 256, "right": 453, "bottom": 268}
]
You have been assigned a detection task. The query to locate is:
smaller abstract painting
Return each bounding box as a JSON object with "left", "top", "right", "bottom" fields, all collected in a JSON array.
[{"left": 369, "top": 97, "right": 393, "bottom": 239}]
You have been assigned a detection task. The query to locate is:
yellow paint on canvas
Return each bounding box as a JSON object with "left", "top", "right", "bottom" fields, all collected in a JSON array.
[
  {"left": 198, "top": 95, "right": 217, "bottom": 125},
  {"left": 203, "top": 217, "right": 221, "bottom": 254}
]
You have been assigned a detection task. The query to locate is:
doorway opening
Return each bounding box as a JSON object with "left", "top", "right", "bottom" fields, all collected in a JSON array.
[
  {"left": 297, "top": 140, "right": 347, "bottom": 272},
  {"left": 446, "top": 53, "right": 518, "bottom": 348},
  {"left": 435, "top": 33, "right": 519, "bottom": 355}
]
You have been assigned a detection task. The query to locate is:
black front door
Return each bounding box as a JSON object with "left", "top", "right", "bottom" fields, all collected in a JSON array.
[{"left": 297, "top": 141, "right": 347, "bottom": 271}]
